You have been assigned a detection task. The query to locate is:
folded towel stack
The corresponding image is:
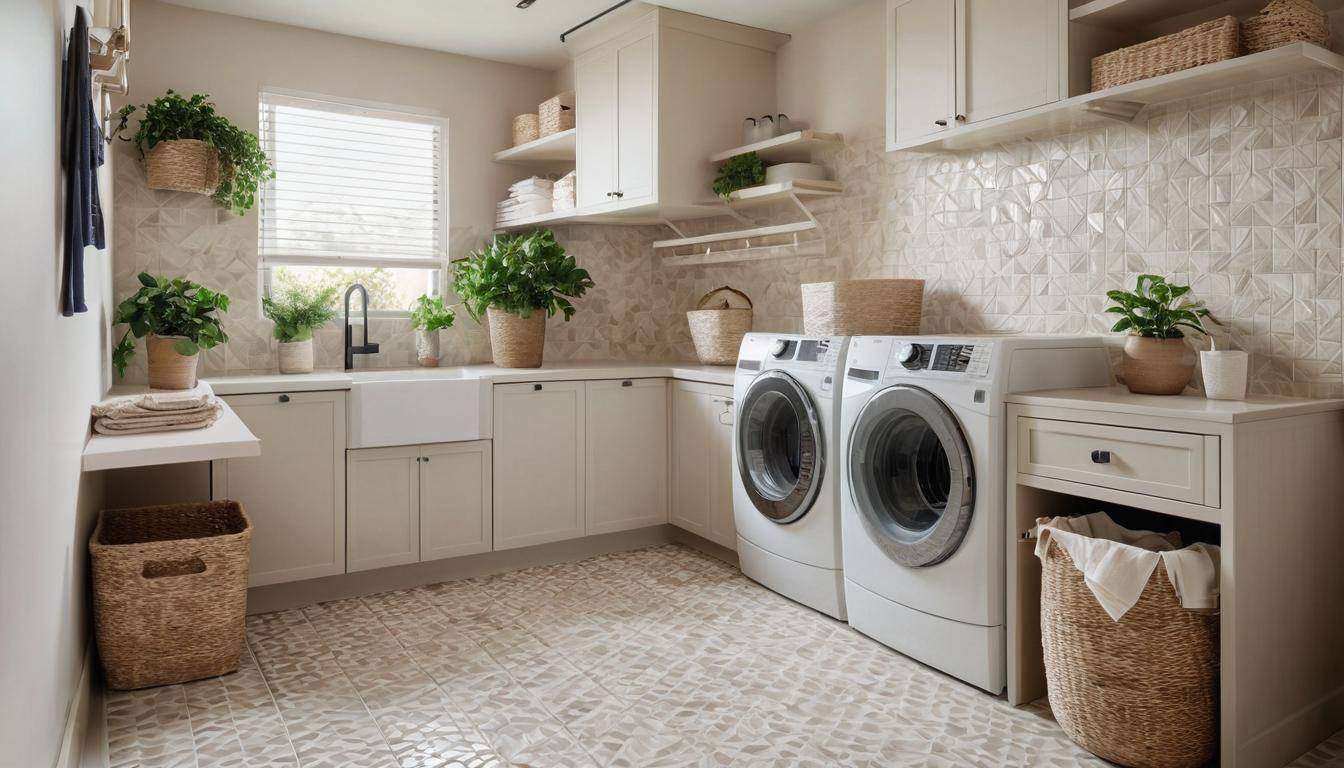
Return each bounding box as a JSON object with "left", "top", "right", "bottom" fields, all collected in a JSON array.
[
  {"left": 496, "top": 176, "right": 554, "bottom": 226},
  {"left": 553, "top": 171, "right": 576, "bottom": 212},
  {"left": 91, "top": 386, "right": 223, "bottom": 436}
]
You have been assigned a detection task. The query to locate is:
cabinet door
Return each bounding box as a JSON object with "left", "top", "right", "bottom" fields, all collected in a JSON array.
[
  {"left": 212, "top": 391, "right": 345, "bottom": 586},
  {"left": 576, "top": 48, "right": 617, "bottom": 209},
  {"left": 420, "top": 440, "right": 493, "bottom": 561},
  {"left": 887, "top": 0, "right": 956, "bottom": 148},
  {"left": 346, "top": 445, "right": 420, "bottom": 573},
  {"left": 614, "top": 33, "right": 655, "bottom": 204},
  {"left": 493, "top": 381, "right": 585, "bottom": 550},
  {"left": 670, "top": 383, "right": 714, "bottom": 537},
  {"left": 708, "top": 393, "right": 738, "bottom": 551},
  {"left": 586, "top": 379, "right": 668, "bottom": 534},
  {"left": 960, "top": 0, "right": 1061, "bottom": 123}
]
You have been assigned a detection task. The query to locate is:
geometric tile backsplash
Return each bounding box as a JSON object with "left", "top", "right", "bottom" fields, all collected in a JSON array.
[{"left": 113, "top": 71, "right": 1344, "bottom": 397}]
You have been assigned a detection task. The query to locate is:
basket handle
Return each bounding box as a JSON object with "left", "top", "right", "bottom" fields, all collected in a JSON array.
[
  {"left": 141, "top": 555, "right": 208, "bottom": 580},
  {"left": 696, "top": 285, "right": 753, "bottom": 310}
]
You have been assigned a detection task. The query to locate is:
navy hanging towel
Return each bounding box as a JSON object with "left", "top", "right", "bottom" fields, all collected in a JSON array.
[{"left": 60, "top": 7, "right": 106, "bottom": 316}]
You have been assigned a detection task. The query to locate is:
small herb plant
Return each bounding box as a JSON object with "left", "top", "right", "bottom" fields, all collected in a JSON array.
[
  {"left": 451, "top": 230, "right": 594, "bottom": 321},
  {"left": 112, "top": 273, "right": 230, "bottom": 377},
  {"left": 262, "top": 285, "right": 339, "bottom": 343},
  {"left": 712, "top": 152, "right": 766, "bottom": 200},
  {"left": 409, "top": 294, "right": 456, "bottom": 332},
  {"left": 1105, "top": 275, "right": 1213, "bottom": 339},
  {"left": 113, "top": 90, "right": 274, "bottom": 215}
]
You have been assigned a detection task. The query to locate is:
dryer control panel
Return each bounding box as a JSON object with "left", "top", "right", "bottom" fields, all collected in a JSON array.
[{"left": 845, "top": 337, "right": 993, "bottom": 383}]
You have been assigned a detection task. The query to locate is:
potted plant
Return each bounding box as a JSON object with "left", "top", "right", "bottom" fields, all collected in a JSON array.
[
  {"left": 112, "top": 90, "right": 273, "bottom": 215},
  {"left": 262, "top": 285, "right": 339, "bottom": 374},
  {"left": 712, "top": 151, "right": 766, "bottom": 200},
  {"left": 409, "top": 294, "right": 456, "bottom": 367},
  {"left": 1105, "top": 275, "right": 1213, "bottom": 395},
  {"left": 112, "top": 273, "right": 230, "bottom": 389},
  {"left": 451, "top": 230, "right": 594, "bottom": 368}
]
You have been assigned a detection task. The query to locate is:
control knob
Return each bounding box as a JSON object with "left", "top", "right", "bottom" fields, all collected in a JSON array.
[
  {"left": 770, "top": 339, "right": 790, "bottom": 358},
  {"left": 897, "top": 343, "right": 924, "bottom": 370}
]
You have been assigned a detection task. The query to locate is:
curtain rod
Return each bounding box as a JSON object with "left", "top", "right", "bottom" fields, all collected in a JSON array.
[{"left": 560, "top": 0, "right": 636, "bottom": 42}]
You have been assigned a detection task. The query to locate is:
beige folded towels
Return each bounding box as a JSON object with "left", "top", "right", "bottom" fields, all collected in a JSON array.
[{"left": 92, "top": 388, "right": 223, "bottom": 436}]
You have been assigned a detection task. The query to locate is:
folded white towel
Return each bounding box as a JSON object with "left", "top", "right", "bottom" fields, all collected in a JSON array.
[
  {"left": 93, "top": 407, "right": 221, "bottom": 435},
  {"left": 92, "top": 389, "right": 213, "bottom": 417}
]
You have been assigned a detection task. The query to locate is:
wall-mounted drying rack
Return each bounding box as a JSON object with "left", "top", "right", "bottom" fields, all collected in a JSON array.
[
  {"left": 653, "top": 180, "right": 840, "bottom": 267},
  {"left": 89, "top": 0, "right": 131, "bottom": 130}
]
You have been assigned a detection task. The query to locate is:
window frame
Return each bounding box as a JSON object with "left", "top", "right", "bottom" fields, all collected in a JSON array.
[{"left": 257, "top": 87, "right": 450, "bottom": 319}]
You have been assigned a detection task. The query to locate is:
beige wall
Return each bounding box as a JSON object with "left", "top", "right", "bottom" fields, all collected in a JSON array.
[
  {"left": 0, "top": 0, "right": 114, "bottom": 764},
  {"left": 776, "top": 0, "right": 884, "bottom": 140}
]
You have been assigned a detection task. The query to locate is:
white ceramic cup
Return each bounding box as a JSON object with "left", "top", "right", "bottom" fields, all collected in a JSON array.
[{"left": 1200, "top": 350, "right": 1248, "bottom": 400}]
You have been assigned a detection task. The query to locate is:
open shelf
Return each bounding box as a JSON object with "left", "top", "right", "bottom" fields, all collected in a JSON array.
[
  {"left": 492, "top": 128, "right": 576, "bottom": 164},
  {"left": 652, "top": 220, "right": 816, "bottom": 250},
  {"left": 660, "top": 239, "right": 825, "bottom": 267},
  {"left": 83, "top": 395, "right": 259, "bottom": 471},
  {"left": 494, "top": 208, "right": 584, "bottom": 231},
  {"left": 1069, "top": 0, "right": 1229, "bottom": 27},
  {"left": 710, "top": 129, "right": 843, "bottom": 163},
  {"left": 714, "top": 179, "right": 843, "bottom": 207},
  {"left": 894, "top": 43, "right": 1344, "bottom": 153}
]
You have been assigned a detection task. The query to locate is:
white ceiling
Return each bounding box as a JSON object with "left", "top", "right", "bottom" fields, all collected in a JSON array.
[{"left": 157, "top": 0, "right": 868, "bottom": 69}]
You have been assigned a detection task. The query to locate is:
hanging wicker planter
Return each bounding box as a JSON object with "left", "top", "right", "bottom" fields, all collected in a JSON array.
[{"left": 145, "top": 139, "right": 220, "bottom": 195}]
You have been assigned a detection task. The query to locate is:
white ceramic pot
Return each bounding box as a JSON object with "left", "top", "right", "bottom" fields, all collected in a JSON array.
[
  {"left": 415, "top": 329, "right": 440, "bottom": 368},
  {"left": 1200, "top": 350, "right": 1248, "bottom": 400},
  {"left": 765, "top": 163, "right": 828, "bottom": 184},
  {"left": 278, "top": 339, "right": 314, "bottom": 374}
]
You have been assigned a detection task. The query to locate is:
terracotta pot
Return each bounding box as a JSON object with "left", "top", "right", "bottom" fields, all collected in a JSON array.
[
  {"left": 415, "top": 329, "right": 440, "bottom": 368},
  {"left": 146, "top": 334, "right": 200, "bottom": 390},
  {"left": 486, "top": 307, "right": 545, "bottom": 368},
  {"left": 1122, "top": 336, "right": 1195, "bottom": 395},
  {"left": 278, "top": 339, "right": 314, "bottom": 374}
]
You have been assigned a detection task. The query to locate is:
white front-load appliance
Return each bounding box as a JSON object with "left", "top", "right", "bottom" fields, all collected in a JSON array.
[
  {"left": 839, "top": 335, "right": 1112, "bottom": 692},
  {"left": 732, "top": 332, "right": 849, "bottom": 620}
]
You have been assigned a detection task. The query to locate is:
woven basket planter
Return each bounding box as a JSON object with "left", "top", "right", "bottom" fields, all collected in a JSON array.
[
  {"left": 801, "top": 279, "right": 924, "bottom": 336},
  {"left": 278, "top": 339, "right": 314, "bottom": 374},
  {"left": 539, "top": 91, "right": 576, "bottom": 137},
  {"left": 1243, "top": 0, "right": 1330, "bottom": 54},
  {"left": 90, "top": 501, "right": 252, "bottom": 690},
  {"left": 145, "top": 139, "right": 220, "bottom": 195},
  {"left": 1092, "top": 16, "right": 1240, "bottom": 91},
  {"left": 512, "top": 113, "right": 541, "bottom": 146},
  {"left": 687, "top": 286, "right": 753, "bottom": 365},
  {"left": 146, "top": 334, "right": 200, "bottom": 390},
  {"left": 1040, "top": 538, "right": 1219, "bottom": 768},
  {"left": 487, "top": 307, "right": 545, "bottom": 368}
]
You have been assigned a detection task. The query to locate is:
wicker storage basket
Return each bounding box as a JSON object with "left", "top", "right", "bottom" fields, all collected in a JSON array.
[
  {"left": 512, "top": 113, "right": 540, "bottom": 146},
  {"left": 487, "top": 306, "right": 546, "bottom": 368},
  {"left": 539, "top": 91, "right": 576, "bottom": 137},
  {"left": 801, "top": 279, "right": 924, "bottom": 336},
  {"left": 1243, "top": 0, "right": 1330, "bottom": 54},
  {"left": 1040, "top": 534, "right": 1219, "bottom": 768},
  {"left": 90, "top": 501, "right": 251, "bottom": 690},
  {"left": 145, "top": 139, "right": 220, "bottom": 195},
  {"left": 687, "top": 286, "right": 753, "bottom": 365},
  {"left": 1092, "top": 16, "right": 1240, "bottom": 91}
]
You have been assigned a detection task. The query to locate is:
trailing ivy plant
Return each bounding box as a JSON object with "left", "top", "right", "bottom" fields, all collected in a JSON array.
[
  {"left": 112, "top": 90, "right": 274, "bottom": 215},
  {"left": 112, "top": 273, "right": 230, "bottom": 377},
  {"left": 1105, "top": 274, "right": 1213, "bottom": 339},
  {"left": 711, "top": 151, "right": 766, "bottom": 200},
  {"left": 451, "top": 230, "right": 594, "bottom": 321},
  {"left": 409, "top": 294, "right": 456, "bottom": 332},
  {"left": 262, "top": 285, "right": 339, "bottom": 343}
]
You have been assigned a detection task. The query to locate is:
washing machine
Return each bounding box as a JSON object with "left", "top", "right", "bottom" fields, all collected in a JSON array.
[
  {"left": 732, "top": 332, "right": 849, "bottom": 620},
  {"left": 839, "top": 335, "right": 1112, "bottom": 692}
]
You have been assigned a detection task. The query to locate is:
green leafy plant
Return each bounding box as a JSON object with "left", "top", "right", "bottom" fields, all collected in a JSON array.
[
  {"left": 1106, "top": 274, "right": 1213, "bottom": 339},
  {"left": 262, "top": 285, "right": 339, "bottom": 343},
  {"left": 112, "top": 90, "right": 274, "bottom": 215},
  {"left": 112, "top": 273, "right": 230, "bottom": 377},
  {"left": 712, "top": 152, "right": 766, "bottom": 200},
  {"left": 451, "top": 230, "right": 594, "bottom": 321},
  {"left": 409, "top": 294, "right": 456, "bottom": 332}
]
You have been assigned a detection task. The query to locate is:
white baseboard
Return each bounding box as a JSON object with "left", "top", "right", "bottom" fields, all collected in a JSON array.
[{"left": 54, "top": 642, "right": 106, "bottom": 768}]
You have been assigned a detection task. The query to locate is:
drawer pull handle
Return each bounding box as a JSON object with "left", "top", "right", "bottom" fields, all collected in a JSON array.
[
  {"left": 621, "top": 380, "right": 633, "bottom": 387},
  {"left": 278, "top": 394, "right": 290, "bottom": 403},
  {"left": 1090, "top": 449, "right": 1111, "bottom": 464},
  {"left": 533, "top": 384, "right": 543, "bottom": 391}
]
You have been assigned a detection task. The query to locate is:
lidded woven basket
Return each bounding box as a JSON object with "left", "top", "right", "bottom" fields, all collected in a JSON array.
[
  {"left": 801, "top": 279, "right": 923, "bottom": 336},
  {"left": 145, "top": 138, "right": 220, "bottom": 195},
  {"left": 687, "top": 286, "right": 753, "bottom": 365},
  {"left": 1091, "top": 15, "right": 1240, "bottom": 91},
  {"left": 1242, "top": 0, "right": 1330, "bottom": 54}
]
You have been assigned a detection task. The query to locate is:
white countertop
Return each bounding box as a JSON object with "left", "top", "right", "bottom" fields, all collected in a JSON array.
[
  {"left": 82, "top": 383, "right": 262, "bottom": 471},
  {"left": 1007, "top": 385, "right": 1344, "bottom": 424}
]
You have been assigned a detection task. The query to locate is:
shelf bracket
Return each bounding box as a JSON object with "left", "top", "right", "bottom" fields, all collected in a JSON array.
[
  {"left": 658, "top": 218, "right": 688, "bottom": 240},
  {"left": 1081, "top": 99, "right": 1145, "bottom": 123}
]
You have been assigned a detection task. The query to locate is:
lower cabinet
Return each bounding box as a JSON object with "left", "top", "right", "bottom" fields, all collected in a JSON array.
[
  {"left": 346, "top": 440, "right": 492, "bottom": 572},
  {"left": 585, "top": 379, "right": 669, "bottom": 534},
  {"left": 670, "top": 381, "right": 737, "bottom": 550}
]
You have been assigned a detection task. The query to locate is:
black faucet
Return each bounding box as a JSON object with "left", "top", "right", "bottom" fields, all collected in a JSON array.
[{"left": 343, "top": 283, "right": 380, "bottom": 370}]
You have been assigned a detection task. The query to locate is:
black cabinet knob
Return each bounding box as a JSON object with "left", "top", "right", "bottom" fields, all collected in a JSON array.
[
  {"left": 934, "top": 119, "right": 948, "bottom": 126},
  {"left": 621, "top": 380, "right": 633, "bottom": 387},
  {"left": 278, "top": 394, "right": 290, "bottom": 403},
  {"left": 533, "top": 383, "right": 543, "bottom": 391},
  {"left": 955, "top": 114, "right": 967, "bottom": 122},
  {"left": 1090, "top": 449, "right": 1111, "bottom": 464}
]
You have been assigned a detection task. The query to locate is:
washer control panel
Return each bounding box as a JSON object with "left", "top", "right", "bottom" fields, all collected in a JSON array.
[
  {"left": 740, "top": 334, "right": 844, "bottom": 372},
  {"left": 845, "top": 337, "right": 994, "bottom": 381}
]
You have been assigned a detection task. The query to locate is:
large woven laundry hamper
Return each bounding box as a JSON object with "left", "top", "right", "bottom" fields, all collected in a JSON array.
[
  {"left": 1040, "top": 535, "right": 1219, "bottom": 768},
  {"left": 801, "top": 279, "right": 923, "bottom": 336}
]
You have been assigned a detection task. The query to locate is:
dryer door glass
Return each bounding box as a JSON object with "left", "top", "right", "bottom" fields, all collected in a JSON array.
[
  {"left": 736, "top": 370, "right": 824, "bottom": 524},
  {"left": 847, "top": 384, "right": 974, "bottom": 567}
]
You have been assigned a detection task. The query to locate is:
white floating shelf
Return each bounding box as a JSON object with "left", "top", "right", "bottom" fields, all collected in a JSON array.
[
  {"left": 82, "top": 397, "right": 260, "bottom": 472},
  {"left": 492, "top": 129, "right": 576, "bottom": 164},
  {"left": 1069, "top": 0, "right": 1246, "bottom": 28},
  {"left": 494, "top": 208, "right": 584, "bottom": 231},
  {"left": 894, "top": 43, "right": 1344, "bottom": 153},
  {"left": 710, "top": 129, "right": 843, "bottom": 163},
  {"left": 660, "top": 239, "right": 825, "bottom": 267},
  {"left": 652, "top": 220, "right": 816, "bottom": 250},
  {"left": 716, "top": 179, "right": 843, "bottom": 206}
]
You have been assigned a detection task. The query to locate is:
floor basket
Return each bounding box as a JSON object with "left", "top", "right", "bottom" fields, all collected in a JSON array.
[
  {"left": 687, "top": 286, "right": 753, "bottom": 365},
  {"left": 145, "top": 139, "right": 220, "bottom": 195},
  {"left": 1040, "top": 538, "right": 1219, "bottom": 768},
  {"left": 801, "top": 279, "right": 923, "bottom": 336},
  {"left": 1242, "top": 0, "right": 1330, "bottom": 54},
  {"left": 90, "top": 501, "right": 251, "bottom": 690},
  {"left": 1092, "top": 16, "right": 1240, "bottom": 91}
]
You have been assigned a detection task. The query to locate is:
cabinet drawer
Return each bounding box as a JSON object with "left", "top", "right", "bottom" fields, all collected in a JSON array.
[{"left": 1017, "top": 418, "right": 1220, "bottom": 506}]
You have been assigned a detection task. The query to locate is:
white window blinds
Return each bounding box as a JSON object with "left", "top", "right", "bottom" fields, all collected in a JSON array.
[{"left": 259, "top": 91, "right": 445, "bottom": 269}]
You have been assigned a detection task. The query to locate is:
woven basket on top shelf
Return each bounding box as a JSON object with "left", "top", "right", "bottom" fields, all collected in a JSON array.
[
  {"left": 539, "top": 91, "right": 575, "bottom": 137},
  {"left": 512, "top": 113, "right": 540, "bottom": 146},
  {"left": 801, "top": 279, "right": 923, "bottom": 336},
  {"left": 1242, "top": 0, "right": 1330, "bottom": 54},
  {"left": 1092, "top": 15, "right": 1240, "bottom": 92},
  {"left": 145, "top": 139, "right": 220, "bottom": 195},
  {"left": 687, "top": 286, "right": 753, "bottom": 365}
]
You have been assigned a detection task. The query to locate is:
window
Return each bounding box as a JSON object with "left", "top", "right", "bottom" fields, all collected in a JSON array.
[{"left": 258, "top": 90, "right": 446, "bottom": 314}]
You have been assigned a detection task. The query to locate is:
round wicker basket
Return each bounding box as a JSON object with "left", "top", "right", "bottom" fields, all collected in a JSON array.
[
  {"left": 146, "top": 334, "right": 200, "bottom": 390},
  {"left": 801, "top": 279, "right": 924, "bottom": 336},
  {"left": 487, "top": 307, "right": 546, "bottom": 368},
  {"left": 145, "top": 139, "right": 220, "bottom": 195},
  {"left": 687, "top": 286, "right": 752, "bottom": 365}
]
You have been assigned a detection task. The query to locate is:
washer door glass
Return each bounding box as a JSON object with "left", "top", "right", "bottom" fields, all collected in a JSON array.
[
  {"left": 736, "top": 370, "right": 824, "bottom": 524},
  {"left": 847, "top": 385, "right": 974, "bottom": 567}
]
